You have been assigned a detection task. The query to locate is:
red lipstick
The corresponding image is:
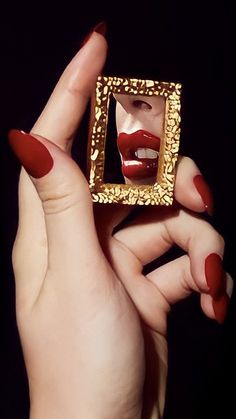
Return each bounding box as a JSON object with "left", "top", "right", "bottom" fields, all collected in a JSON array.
[{"left": 117, "top": 129, "right": 161, "bottom": 181}]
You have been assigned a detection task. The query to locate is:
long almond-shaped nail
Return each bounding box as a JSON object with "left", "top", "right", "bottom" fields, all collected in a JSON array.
[
  {"left": 81, "top": 21, "right": 107, "bottom": 46},
  {"left": 8, "top": 129, "right": 54, "bottom": 178},
  {"left": 193, "top": 174, "right": 214, "bottom": 216},
  {"left": 212, "top": 293, "right": 229, "bottom": 324},
  {"left": 205, "top": 253, "right": 225, "bottom": 299}
]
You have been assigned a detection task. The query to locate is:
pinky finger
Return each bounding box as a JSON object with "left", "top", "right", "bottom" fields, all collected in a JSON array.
[{"left": 147, "top": 255, "right": 233, "bottom": 325}]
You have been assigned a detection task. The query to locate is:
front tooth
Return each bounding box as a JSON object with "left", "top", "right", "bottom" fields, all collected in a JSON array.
[
  {"left": 136, "top": 148, "right": 146, "bottom": 158},
  {"left": 146, "top": 148, "right": 159, "bottom": 158},
  {"left": 135, "top": 148, "right": 158, "bottom": 159}
]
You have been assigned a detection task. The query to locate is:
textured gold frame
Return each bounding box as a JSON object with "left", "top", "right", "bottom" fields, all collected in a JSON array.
[{"left": 88, "top": 76, "right": 181, "bottom": 205}]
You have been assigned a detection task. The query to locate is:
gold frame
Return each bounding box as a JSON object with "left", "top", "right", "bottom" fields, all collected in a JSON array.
[{"left": 87, "top": 75, "right": 181, "bottom": 205}]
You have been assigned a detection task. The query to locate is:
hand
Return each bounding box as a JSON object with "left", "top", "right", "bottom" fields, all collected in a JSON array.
[
  {"left": 8, "top": 28, "right": 232, "bottom": 419},
  {"left": 10, "top": 30, "right": 145, "bottom": 419},
  {"left": 94, "top": 155, "right": 232, "bottom": 418}
]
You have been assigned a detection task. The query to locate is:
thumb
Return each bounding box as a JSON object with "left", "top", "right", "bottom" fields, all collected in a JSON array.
[{"left": 8, "top": 130, "right": 103, "bottom": 273}]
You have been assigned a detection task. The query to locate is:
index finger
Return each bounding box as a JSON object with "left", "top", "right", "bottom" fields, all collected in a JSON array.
[
  {"left": 31, "top": 26, "right": 107, "bottom": 150},
  {"left": 14, "top": 26, "right": 107, "bottom": 305}
]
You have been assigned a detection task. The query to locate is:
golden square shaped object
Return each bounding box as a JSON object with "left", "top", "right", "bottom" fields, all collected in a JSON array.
[{"left": 87, "top": 75, "right": 182, "bottom": 205}]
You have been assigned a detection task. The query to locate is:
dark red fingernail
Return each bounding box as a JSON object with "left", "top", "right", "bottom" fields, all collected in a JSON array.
[
  {"left": 205, "top": 253, "right": 225, "bottom": 299},
  {"left": 193, "top": 174, "right": 214, "bottom": 216},
  {"left": 212, "top": 293, "right": 229, "bottom": 324},
  {"left": 81, "top": 21, "right": 107, "bottom": 46},
  {"left": 93, "top": 21, "right": 107, "bottom": 36},
  {"left": 8, "top": 129, "right": 54, "bottom": 178}
]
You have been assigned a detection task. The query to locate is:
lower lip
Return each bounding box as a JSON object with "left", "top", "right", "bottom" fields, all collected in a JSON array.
[
  {"left": 117, "top": 130, "right": 160, "bottom": 182},
  {"left": 122, "top": 158, "right": 158, "bottom": 180}
]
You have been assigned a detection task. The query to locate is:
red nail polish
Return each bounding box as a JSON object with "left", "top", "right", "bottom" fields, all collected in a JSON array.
[
  {"left": 205, "top": 253, "right": 225, "bottom": 299},
  {"left": 193, "top": 174, "right": 214, "bottom": 216},
  {"left": 8, "top": 129, "right": 54, "bottom": 178},
  {"left": 81, "top": 21, "right": 107, "bottom": 46},
  {"left": 212, "top": 293, "right": 229, "bottom": 324},
  {"left": 93, "top": 21, "right": 107, "bottom": 36}
]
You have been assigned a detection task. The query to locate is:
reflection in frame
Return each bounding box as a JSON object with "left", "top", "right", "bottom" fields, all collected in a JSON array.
[{"left": 87, "top": 75, "right": 182, "bottom": 205}]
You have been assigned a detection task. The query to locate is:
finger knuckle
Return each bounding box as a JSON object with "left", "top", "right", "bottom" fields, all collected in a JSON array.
[{"left": 40, "top": 180, "right": 90, "bottom": 215}]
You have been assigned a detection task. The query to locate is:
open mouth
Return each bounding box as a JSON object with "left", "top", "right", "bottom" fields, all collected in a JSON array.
[{"left": 117, "top": 129, "right": 161, "bottom": 181}]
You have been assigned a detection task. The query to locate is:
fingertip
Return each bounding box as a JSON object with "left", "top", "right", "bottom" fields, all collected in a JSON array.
[
  {"left": 212, "top": 293, "right": 230, "bottom": 324},
  {"left": 81, "top": 21, "right": 107, "bottom": 46},
  {"left": 175, "top": 156, "right": 213, "bottom": 214},
  {"left": 193, "top": 174, "right": 214, "bottom": 216},
  {"left": 64, "top": 28, "right": 108, "bottom": 97},
  {"left": 94, "top": 21, "right": 107, "bottom": 37},
  {"left": 80, "top": 21, "right": 108, "bottom": 55},
  {"left": 8, "top": 129, "right": 54, "bottom": 179},
  {"left": 201, "top": 291, "right": 230, "bottom": 325}
]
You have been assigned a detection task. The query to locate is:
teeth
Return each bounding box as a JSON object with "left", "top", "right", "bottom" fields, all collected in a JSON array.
[{"left": 135, "top": 148, "right": 159, "bottom": 159}]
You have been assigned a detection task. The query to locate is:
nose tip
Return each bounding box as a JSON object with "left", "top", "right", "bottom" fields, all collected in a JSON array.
[{"left": 114, "top": 92, "right": 165, "bottom": 137}]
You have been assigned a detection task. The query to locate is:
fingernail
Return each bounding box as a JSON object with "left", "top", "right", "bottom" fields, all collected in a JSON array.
[
  {"left": 212, "top": 293, "right": 229, "bottom": 324},
  {"left": 93, "top": 21, "right": 107, "bottom": 36},
  {"left": 205, "top": 253, "right": 225, "bottom": 299},
  {"left": 8, "top": 129, "right": 54, "bottom": 178},
  {"left": 193, "top": 174, "right": 214, "bottom": 216},
  {"left": 81, "top": 21, "right": 107, "bottom": 46}
]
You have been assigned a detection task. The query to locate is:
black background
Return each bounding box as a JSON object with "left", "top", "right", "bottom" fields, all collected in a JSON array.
[{"left": 0, "top": 1, "right": 236, "bottom": 418}]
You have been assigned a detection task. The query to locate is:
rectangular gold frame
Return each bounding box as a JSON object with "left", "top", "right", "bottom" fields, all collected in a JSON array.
[{"left": 87, "top": 75, "right": 182, "bottom": 205}]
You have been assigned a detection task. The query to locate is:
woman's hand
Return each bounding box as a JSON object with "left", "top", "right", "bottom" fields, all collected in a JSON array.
[
  {"left": 10, "top": 30, "right": 146, "bottom": 419},
  {"left": 94, "top": 156, "right": 232, "bottom": 418},
  {"left": 8, "top": 27, "right": 232, "bottom": 419}
]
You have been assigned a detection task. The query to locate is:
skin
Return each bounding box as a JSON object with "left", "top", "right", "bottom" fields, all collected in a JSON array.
[
  {"left": 115, "top": 93, "right": 165, "bottom": 185},
  {"left": 11, "top": 31, "right": 232, "bottom": 419}
]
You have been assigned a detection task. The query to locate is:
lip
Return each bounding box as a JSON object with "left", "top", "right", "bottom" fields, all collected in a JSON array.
[{"left": 117, "top": 129, "right": 161, "bottom": 181}]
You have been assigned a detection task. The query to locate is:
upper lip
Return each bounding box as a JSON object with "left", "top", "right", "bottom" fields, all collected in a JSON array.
[{"left": 117, "top": 129, "right": 161, "bottom": 159}]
